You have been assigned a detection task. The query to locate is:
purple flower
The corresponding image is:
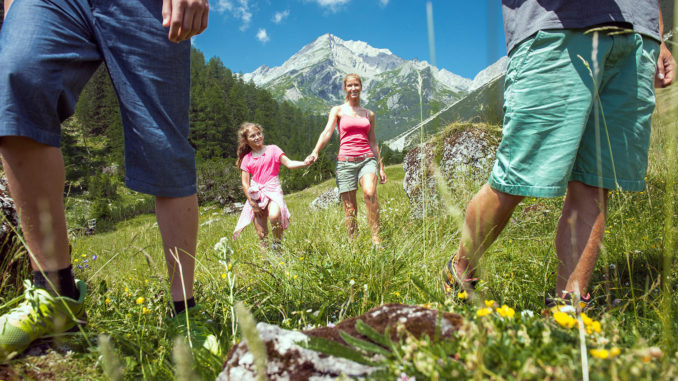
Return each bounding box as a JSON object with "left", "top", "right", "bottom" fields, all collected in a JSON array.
[
  {"left": 83, "top": 259, "right": 89, "bottom": 263},
  {"left": 84, "top": 264, "right": 89, "bottom": 268},
  {"left": 92, "top": 255, "right": 98, "bottom": 260},
  {"left": 77, "top": 265, "right": 83, "bottom": 269}
]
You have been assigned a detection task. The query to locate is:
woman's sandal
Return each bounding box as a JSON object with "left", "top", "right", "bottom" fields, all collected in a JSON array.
[{"left": 442, "top": 256, "right": 480, "bottom": 294}]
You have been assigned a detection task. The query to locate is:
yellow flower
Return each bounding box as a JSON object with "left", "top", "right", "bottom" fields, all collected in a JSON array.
[
  {"left": 228, "top": 263, "right": 232, "bottom": 271},
  {"left": 105, "top": 298, "right": 111, "bottom": 305},
  {"left": 74, "top": 259, "right": 79, "bottom": 263},
  {"left": 496, "top": 305, "right": 515, "bottom": 319},
  {"left": 299, "top": 257, "right": 304, "bottom": 261},
  {"left": 142, "top": 307, "right": 150, "bottom": 315},
  {"left": 221, "top": 273, "right": 227, "bottom": 279},
  {"left": 476, "top": 307, "right": 493, "bottom": 317},
  {"left": 484, "top": 300, "right": 495, "bottom": 307},
  {"left": 610, "top": 347, "right": 621, "bottom": 357},
  {"left": 590, "top": 320, "right": 602, "bottom": 334},
  {"left": 136, "top": 297, "right": 145, "bottom": 305},
  {"left": 581, "top": 313, "right": 593, "bottom": 326},
  {"left": 393, "top": 291, "right": 400, "bottom": 297},
  {"left": 457, "top": 291, "right": 468, "bottom": 300},
  {"left": 293, "top": 275, "right": 298, "bottom": 280},
  {"left": 81, "top": 254, "right": 86, "bottom": 258},
  {"left": 590, "top": 349, "right": 609, "bottom": 359},
  {"left": 553, "top": 311, "right": 576, "bottom": 328},
  {"left": 124, "top": 287, "right": 129, "bottom": 293}
]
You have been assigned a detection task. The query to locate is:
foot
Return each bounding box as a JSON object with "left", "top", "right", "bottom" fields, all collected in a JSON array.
[
  {"left": 168, "top": 305, "right": 221, "bottom": 358},
  {"left": 0, "top": 279, "right": 87, "bottom": 360},
  {"left": 545, "top": 291, "right": 593, "bottom": 310},
  {"left": 442, "top": 256, "right": 479, "bottom": 294}
]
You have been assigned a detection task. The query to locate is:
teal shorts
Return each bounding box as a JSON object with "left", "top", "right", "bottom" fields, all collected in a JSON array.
[
  {"left": 489, "top": 29, "right": 660, "bottom": 197},
  {"left": 336, "top": 157, "right": 378, "bottom": 194}
]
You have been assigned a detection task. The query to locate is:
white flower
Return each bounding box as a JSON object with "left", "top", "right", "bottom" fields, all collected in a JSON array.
[
  {"left": 349, "top": 279, "right": 355, "bottom": 286},
  {"left": 363, "top": 284, "right": 368, "bottom": 291},
  {"left": 521, "top": 310, "right": 534, "bottom": 318}
]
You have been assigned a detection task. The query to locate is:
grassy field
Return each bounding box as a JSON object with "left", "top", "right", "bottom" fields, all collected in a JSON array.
[{"left": 0, "top": 86, "right": 676, "bottom": 379}]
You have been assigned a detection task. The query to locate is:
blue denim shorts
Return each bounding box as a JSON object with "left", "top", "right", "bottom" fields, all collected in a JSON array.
[
  {"left": 489, "top": 29, "right": 659, "bottom": 197},
  {"left": 0, "top": 0, "right": 196, "bottom": 197}
]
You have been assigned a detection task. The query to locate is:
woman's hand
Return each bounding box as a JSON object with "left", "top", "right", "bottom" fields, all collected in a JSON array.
[
  {"left": 379, "top": 167, "right": 388, "bottom": 184},
  {"left": 249, "top": 199, "right": 264, "bottom": 215},
  {"left": 304, "top": 153, "right": 318, "bottom": 165}
]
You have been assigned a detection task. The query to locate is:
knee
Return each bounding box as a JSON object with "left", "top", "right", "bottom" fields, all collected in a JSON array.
[
  {"left": 269, "top": 213, "right": 281, "bottom": 225},
  {"left": 363, "top": 189, "right": 377, "bottom": 202}
]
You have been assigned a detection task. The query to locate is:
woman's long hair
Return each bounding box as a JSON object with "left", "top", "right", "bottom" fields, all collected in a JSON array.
[
  {"left": 236, "top": 122, "right": 263, "bottom": 168},
  {"left": 343, "top": 73, "right": 362, "bottom": 102}
]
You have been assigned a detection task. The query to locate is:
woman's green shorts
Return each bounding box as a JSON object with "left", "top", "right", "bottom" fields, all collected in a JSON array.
[
  {"left": 489, "top": 29, "right": 660, "bottom": 197},
  {"left": 336, "top": 157, "right": 378, "bottom": 194}
]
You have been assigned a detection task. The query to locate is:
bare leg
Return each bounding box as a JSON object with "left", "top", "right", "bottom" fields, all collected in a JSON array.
[
  {"left": 267, "top": 201, "right": 283, "bottom": 243},
  {"left": 0, "top": 137, "right": 71, "bottom": 288},
  {"left": 340, "top": 190, "right": 358, "bottom": 239},
  {"left": 454, "top": 183, "right": 524, "bottom": 278},
  {"left": 252, "top": 207, "right": 269, "bottom": 249},
  {"left": 155, "top": 194, "right": 198, "bottom": 302},
  {"left": 359, "top": 173, "right": 380, "bottom": 244},
  {"left": 555, "top": 181, "right": 608, "bottom": 295}
]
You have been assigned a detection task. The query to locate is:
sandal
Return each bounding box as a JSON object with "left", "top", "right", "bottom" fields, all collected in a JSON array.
[
  {"left": 545, "top": 291, "right": 593, "bottom": 309},
  {"left": 442, "top": 255, "right": 480, "bottom": 294}
]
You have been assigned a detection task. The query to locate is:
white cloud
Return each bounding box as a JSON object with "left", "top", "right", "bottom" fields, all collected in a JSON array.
[
  {"left": 212, "top": 0, "right": 252, "bottom": 31},
  {"left": 379, "top": 0, "right": 389, "bottom": 6},
  {"left": 308, "top": 0, "right": 350, "bottom": 12},
  {"left": 256, "top": 28, "right": 270, "bottom": 43},
  {"left": 272, "top": 10, "right": 290, "bottom": 24}
]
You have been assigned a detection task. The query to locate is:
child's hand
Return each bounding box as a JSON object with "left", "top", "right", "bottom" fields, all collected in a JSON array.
[{"left": 304, "top": 153, "right": 317, "bottom": 165}]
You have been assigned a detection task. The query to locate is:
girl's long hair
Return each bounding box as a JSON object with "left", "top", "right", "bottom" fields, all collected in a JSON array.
[
  {"left": 236, "top": 122, "right": 263, "bottom": 168},
  {"left": 343, "top": 73, "right": 362, "bottom": 102}
]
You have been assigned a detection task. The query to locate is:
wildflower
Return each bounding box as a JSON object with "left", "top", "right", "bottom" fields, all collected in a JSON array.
[
  {"left": 293, "top": 275, "right": 298, "bottom": 280},
  {"left": 77, "top": 265, "right": 83, "bottom": 269},
  {"left": 581, "top": 313, "right": 593, "bottom": 326},
  {"left": 349, "top": 279, "right": 355, "bottom": 286},
  {"left": 590, "top": 348, "right": 609, "bottom": 359},
  {"left": 496, "top": 305, "right": 515, "bottom": 319},
  {"left": 74, "top": 259, "right": 79, "bottom": 263},
  {"left": 81, "top": 254, "right": 86, "bottom": 258},
  {"left": 92, "top": 255, "right": 98, "bottom": 260},
  {"left": 136, "top": 297, "right": 145, "bottom": 304},
  {"left": 124, "top": 287, "right": 129, "bottom": 293},
  {"left": 299, "top": 256, "right": 304, "bottom": 261},
  {"left": 221, "top": 273, "right": 227, "bottom": 279},
  {"left": 457, "top": 291, "right": 468, "bottom": 300},
  {"left": 610, "top": 347, "right": 621, "bottom": 357},
  {"left": 105, "top": 298, "right": 111, "bottom": 305},
  {"left": 84, "top": 264, "right": 88, "bottom": 268},
  {"left": 477, "top": 307, "right": 493, "bottom": 317},
  {"left": 393, "top": 291, "right": 400, "bottom": 297},
  {"left": 228, "top": 263, "right": 232, "bottom": 271},
  {"left": 142, "top": 307, "right": 150, "bottom": 315},
  {"left": 363, "top": 284, "right": 368, "bottom": 292},
  {"left": 484, "top": 300, "right": 495, "bottom": 307},
  {"left": 553, "top": 311, "right": 576, "bottom": 328},
  {"left": 83, "top": 259, "right": 88, "bottom": 263},
  {"left": 590, "top": 320, "right": 602, "bottom": 334}
]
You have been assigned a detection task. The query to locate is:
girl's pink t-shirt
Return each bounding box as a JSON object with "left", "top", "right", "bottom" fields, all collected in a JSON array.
[{"left": 240, "top": 145, "right": 285, "bottom": 184}]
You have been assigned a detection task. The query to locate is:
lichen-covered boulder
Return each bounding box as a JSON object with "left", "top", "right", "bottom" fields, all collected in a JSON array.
[
  {"left": 402, "top": 125, "right": 499, "bottom": 218},
  {"left": 309, "top": 187, "right": 340, "bottom": 211},
  {"left": 218, "top": 304, "right": 462, "bottom": 380}
]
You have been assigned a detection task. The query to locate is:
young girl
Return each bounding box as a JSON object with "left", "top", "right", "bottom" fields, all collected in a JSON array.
[{"left": 233, "top": 122, "right": 309, "bottom": 248}]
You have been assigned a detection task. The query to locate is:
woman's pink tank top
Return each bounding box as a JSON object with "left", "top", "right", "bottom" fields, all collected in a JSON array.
[{"left": 337, "top": 112, "right": 373, "bottom": 157}]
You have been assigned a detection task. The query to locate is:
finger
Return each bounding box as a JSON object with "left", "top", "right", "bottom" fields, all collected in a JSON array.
[
  {"left": 199, "top": 0, "right": 209, "bottom": 34},
  {"left": 178, "top": 2, "right": 197, "bottom": 41},
  {"left": 169, "top": 0, "right": 186, "bottom": 42},
  {"left": 162, "top": 0, "right": 172, "bottom": 27}
]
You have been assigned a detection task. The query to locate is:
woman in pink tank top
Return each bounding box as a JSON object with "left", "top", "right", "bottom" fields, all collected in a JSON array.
[{"left": 305, "top": 73, "right": 387, "bottom": 246}]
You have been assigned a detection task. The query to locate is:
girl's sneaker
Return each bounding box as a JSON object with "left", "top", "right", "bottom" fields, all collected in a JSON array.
[{"left": 0, "top": 279, "right": 87, "bottom": 360}]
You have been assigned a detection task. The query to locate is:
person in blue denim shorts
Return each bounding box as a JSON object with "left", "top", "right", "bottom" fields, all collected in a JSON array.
[
  {"left": 0, "top": 0, "right": 218, "bottom": 359},
  {"left": 443, "top": 1, "right": 675, "bottom": 306}
]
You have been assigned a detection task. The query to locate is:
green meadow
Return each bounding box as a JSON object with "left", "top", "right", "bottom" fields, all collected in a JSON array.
[{"left": 1, "top": 79, "right": 676, "bottom": 381}]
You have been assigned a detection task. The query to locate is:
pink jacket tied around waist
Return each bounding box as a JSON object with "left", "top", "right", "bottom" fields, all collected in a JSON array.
[{"left": 233, "top": 176, "right": 290, "bottom": 240}]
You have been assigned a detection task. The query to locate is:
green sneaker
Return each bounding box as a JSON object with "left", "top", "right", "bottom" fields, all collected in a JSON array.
[
  {"left": 169, "top": 305, "right": 221, "bottom": 357},
  {"left": 0, "top": 279, "right": 87, "bottom": 360}
]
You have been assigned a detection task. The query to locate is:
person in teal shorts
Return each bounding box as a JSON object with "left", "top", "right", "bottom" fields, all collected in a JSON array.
[{"left": 443, "top": 0, "right": 675, "bottom": 305}]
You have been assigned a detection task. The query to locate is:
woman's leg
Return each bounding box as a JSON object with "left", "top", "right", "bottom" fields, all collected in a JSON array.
[
  {"left": 359, "top": 173, "right": 380, "bottom": 244},
  {"left": 252, "top": 207, "right": 270, "bottom": 248},
  {"left": 340, "top": 191, "right": 358, "bottom": 238},
  {"left": 267, "top": 201, "right": 283, "bottom": 243}
]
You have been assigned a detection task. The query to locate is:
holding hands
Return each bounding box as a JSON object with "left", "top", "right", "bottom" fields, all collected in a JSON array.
[{"left": 304, "top": 152, "right": 318, "bottom": 166}]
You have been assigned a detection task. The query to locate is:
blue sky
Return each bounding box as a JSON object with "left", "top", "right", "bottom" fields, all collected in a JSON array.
[{"left": 193, "top": 0, "right": 507, "bottom": 80}]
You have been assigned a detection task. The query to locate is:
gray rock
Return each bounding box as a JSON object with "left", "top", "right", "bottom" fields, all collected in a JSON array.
[
  {"left": 402, "top": 126, "right": 498, "bottom": 218},
  {"left": 309, "top": 187, "right": 340, "bottom": 211}
]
